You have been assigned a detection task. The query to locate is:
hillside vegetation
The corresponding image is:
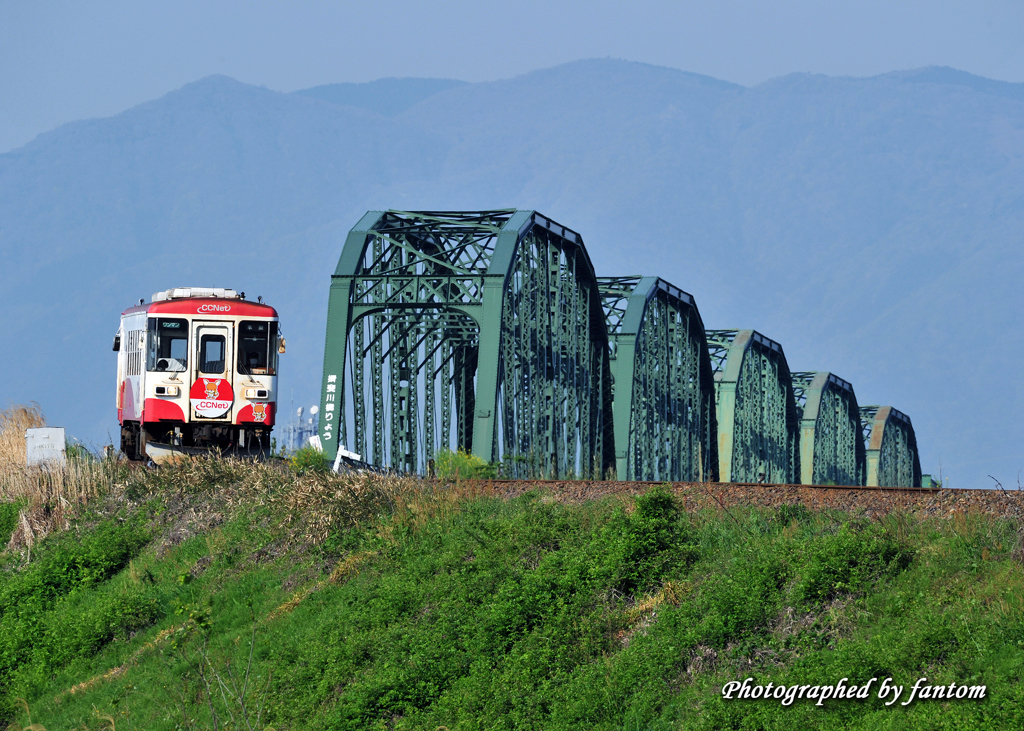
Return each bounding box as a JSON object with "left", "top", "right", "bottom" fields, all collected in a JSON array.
[{"left": 1, "top": 438, "right": 1023, "bottom": 728}]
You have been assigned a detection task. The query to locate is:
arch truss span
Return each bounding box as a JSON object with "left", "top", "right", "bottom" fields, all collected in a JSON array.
[
  {"left": 598, "top": 276, "right": 718, "bottom": 482},
  {"left": 860, "top": 405, "right": 921, "bottom": 487},
  {"left": 706, "top": 329, "right": 799, "bottom": 484},
  {"left": 791, "top": 371, "right": 866, "bottom": 486},
  {"left": 319, "top": 210, "right": 614, "bottom": 478}
]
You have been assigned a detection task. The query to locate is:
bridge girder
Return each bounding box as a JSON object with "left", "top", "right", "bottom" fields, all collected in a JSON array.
[
  {"left": 706, "top": 329, "right": 799, "bottom": 483},
  {"left": 791, "top": 371, "right": 866, "bottom": 486},
  {"left": 319, "top": 210, "right": 614, "bottom": 478},
  {"left": 598, "top": 276, "right": 718, "bottom": 483},
  {"left": 860, "top": 405, "right": 922, "bottom": 487}
]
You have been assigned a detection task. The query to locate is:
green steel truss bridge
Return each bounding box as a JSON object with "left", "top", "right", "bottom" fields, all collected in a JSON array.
[
  {"left": 598, "top": 277, "right": 718, "bottom": 483},
  {"left": 705, "top": 329, "right": 800, "bottom": 484},
  {"left": 792, "top": 372, "right": 866, "bottom": 487},
  {"left": 319, "top": 210, "right": 923, "bottom": 486},
  {"left": 860, "top": 406, "right": 922, "bottom": 488},
  {"left": 319, "top": 210, "right": 614, "bottom": 479}
]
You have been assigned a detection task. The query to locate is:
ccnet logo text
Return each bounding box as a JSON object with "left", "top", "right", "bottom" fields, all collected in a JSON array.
[
  {"left": 196, "top": 400, "right": 231, "bottom": 410},
  {"left": 198, "top": 304, "right": 231, "bottom": 313}
]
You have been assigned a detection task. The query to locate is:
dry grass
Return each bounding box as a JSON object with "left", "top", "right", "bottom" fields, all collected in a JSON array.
[
  {"left": 0, "top": 404, "right": 119, "bottom": 554},
  {"left": 0, "top": 403, "right": 46, "bottom": 468},
  {"left": 0, "top": 404, "right": 500, "bottom": 561},
  {"left": 616, "top": 580, "right": 688, "bottom": 648},
  {"left": 273, "top": 472, "right": 490, "bottom": 545},
  {"left": 2, "top": 460, "right": 120, "bottom": 553},
  {"left": 104, "top": 457, "right": 469, "bottom": 557}
]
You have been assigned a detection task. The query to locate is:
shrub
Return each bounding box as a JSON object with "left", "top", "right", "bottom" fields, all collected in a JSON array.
[
  {"left": 290, "top": 445, "right": 329, "bottom": 475},
  {"left": 774, "top": 502, "right": 812, "bottom": 527},
  {"left": 613, "top": 485, "right": 696, "bottom": 593},
  {"left": 64, "top": 442, "right": 93, "bottom": 462},
  {"left": 796, "top": 525, "right": 912, "bottom": 604},
  {"left": 433, "top": 448, "right": 496, "bottom": 479}
]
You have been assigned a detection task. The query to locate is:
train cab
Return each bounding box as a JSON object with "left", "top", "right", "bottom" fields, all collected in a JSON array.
[{"left": 113, "top": 287, "right": 282, "bottom": 460}]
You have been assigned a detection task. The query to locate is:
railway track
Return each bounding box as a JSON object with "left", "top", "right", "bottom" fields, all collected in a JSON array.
[
  {"left": 479, "top": 478, "right": 943, "bottom": 492},
  {"left": 451, "top": 479, "right": 1024, "bottom": 520}
]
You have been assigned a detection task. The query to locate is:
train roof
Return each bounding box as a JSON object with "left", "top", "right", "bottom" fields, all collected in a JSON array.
[{"left": 121, "top": 297, "right": 278, "bottom": 318}]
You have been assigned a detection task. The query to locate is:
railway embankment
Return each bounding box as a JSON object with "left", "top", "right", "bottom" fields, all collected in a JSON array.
[{"left": 2, "top": 429, "right": 1024, "bottom": 729}]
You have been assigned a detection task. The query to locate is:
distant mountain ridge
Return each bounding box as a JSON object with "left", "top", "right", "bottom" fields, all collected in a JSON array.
[
  {"left": 882, "top": 66, "right": 1024, "bottom": 100},
  {"left": 2, "top": 59, "right": 1022, "bottom": 485},
  {"left": 293, "top": 77, "right": 468, "bottom": 116}
]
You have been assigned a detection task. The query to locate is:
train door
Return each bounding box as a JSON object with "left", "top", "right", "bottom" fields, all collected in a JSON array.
[{"left": 189, "top": 321, "right": 235, "bottom": 421}]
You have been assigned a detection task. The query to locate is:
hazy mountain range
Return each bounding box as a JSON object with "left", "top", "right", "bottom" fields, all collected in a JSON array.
[{"left": 2, "top": 59, "right": 1022, "bottom": 486}]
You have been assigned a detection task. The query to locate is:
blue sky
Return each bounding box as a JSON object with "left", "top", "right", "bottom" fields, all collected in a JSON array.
[{"left": 2, "top": 0, "right": 1023, "bottom": 153}]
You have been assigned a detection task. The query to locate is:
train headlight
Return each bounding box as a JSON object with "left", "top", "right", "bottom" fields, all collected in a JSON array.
[
  {"left": 155, "top": 385, "right": 180, "bottom": 397},
  {"left": 244, "top": 388, "right": 269, "bottom": 400}
]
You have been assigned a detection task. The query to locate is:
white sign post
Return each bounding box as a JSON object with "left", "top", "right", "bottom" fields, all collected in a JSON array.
[{"left": 25, "top": 427, "right": 66, "bottom": 467}]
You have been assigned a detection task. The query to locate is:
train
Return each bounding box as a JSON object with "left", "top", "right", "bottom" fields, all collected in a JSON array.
[{"left": 113, "top": 287, "right": 282, "bottom": 461}]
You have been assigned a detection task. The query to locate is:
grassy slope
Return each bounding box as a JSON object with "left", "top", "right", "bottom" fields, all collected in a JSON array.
[{"left": 1, "top": 461, "right": 1023, "bottom": 730}]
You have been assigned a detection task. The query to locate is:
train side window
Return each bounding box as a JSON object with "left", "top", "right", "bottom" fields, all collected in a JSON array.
[
  {"left": 199, "top": 335, "right": 226, "bottom": 374},
  {"left": 147, "top": 318, "right": 188, "bottom": 372},
  {"left": 238, "top": 320, "right": 278, "bottom": 376}
]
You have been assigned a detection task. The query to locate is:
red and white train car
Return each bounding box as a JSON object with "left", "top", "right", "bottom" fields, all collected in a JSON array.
[{"left": 114, "top": 287, "right": 282, "bottom": 460}]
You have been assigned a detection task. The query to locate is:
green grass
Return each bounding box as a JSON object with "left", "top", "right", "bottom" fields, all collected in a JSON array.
[
  {"left": 1, "top": 464, "right": 1023, "bottom": 729},
  {"left": 0, "top": 501, "right": 20, "bottom": 544}
]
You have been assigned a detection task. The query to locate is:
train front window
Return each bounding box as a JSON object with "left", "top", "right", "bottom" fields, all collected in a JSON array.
[
  {"left": 199, "top": 335, "right": 226, "bottom": 374},
  {"left": 237, "top": 320, "right": 278, "bottom": 375},
  {"left": 146, "top": 318, "right": 188, "bottom": 372}
]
